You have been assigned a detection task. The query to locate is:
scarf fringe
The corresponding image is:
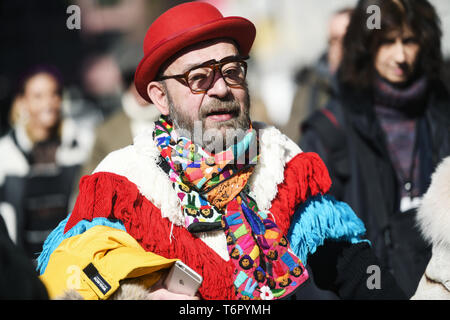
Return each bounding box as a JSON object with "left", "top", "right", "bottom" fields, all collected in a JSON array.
[
  {"left": 288, "top": 194, "right": 368, "bottom": 265},
  {"left": 269, "top": 152, "right": 332, "bottom": 235}
]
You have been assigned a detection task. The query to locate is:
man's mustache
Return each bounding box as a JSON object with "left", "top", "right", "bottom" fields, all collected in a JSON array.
[{"left": 199, "top": 99, "right": 241, "bottom": 119}]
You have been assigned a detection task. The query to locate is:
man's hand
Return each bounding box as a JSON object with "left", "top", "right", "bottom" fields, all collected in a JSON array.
[
  {"left": 148, "top": 283, "right": 200, "bottom": 300},
  {"left": 148, "top": 287, "right": 200, "bottom": 300}
]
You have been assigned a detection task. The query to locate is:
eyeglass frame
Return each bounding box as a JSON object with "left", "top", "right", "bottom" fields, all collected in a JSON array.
[{"left": 156, "top": 55, "right": 249, "bottom": 94}]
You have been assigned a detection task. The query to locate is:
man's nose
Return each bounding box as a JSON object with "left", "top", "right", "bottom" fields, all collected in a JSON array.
[{"left": 206, "top": 71, "right": 230, "bottom": 98}]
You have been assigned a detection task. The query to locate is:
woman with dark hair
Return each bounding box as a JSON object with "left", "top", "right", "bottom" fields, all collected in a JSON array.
[
  {"left": 300, "top": 0, "right": 450, "bottom": 298},
  {"left": 0, "top": 65, "right": 93, "bottom": 265}
]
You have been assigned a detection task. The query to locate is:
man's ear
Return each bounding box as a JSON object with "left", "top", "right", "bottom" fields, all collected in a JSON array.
[{"left": 147, "top": 81, "right": 169, "bottom": 115}]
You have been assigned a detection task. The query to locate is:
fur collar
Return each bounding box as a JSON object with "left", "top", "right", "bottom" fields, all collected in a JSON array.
[
  {"left": 93, "top": 121, "right": 302, "bottom": 227},
  {"left": 410, "top": 156, "right": 450, "bottom": 299},
  {"left": 416, "top": 156, "right": 450, "bottom": 247}
]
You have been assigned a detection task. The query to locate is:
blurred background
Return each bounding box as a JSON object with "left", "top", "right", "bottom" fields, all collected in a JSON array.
[
  {"left": 0, "top": 0, "right": 449, "bottom": 133},
  {"left": 1, "top": 0, "right": 450, "bottom": 258}
]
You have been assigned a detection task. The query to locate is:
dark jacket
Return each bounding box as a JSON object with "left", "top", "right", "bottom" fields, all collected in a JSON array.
[
  {"left": 300, "top": 79, "right": 450, "bottom": 298},
  {"left": 0, "top": 121, "right": 91, "bottom": 262},
  {"left": 0, "top": 215, "right": 48, "bottom": 299}
]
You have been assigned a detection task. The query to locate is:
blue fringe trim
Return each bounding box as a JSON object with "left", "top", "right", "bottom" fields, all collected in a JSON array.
[
  {"left": 287, "top": 194, "right": 370, "bottom": 266},
  {"left": 36, "top": 215, "right": 126, "bottom": 275}
]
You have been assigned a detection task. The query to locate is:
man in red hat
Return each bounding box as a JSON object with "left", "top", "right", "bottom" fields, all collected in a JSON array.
[{"left": 37, "top": 2, "right": 405, "bottom": 300}]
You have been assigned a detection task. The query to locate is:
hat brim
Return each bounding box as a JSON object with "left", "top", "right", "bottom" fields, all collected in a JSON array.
[{"left": 135, "top": 16, "right": 256, "bottom": 103}]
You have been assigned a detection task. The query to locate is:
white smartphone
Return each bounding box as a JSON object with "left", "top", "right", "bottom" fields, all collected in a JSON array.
[{"left": 163, "top": 260, "right": 203, "bottom": 296}]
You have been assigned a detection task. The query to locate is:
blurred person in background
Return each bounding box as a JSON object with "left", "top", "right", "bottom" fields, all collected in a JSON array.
[
  {"left": 301, "top": 0, "right": 450, "bottom": 298},
  {"left": 0, "top": 0, "right": 86, "bottom": 137},
  {"left": 80, "top": 53, "right": 125, "bottom": 120},
  {"left": 281, "top": 7, "right": 353, "bottom": 143},
  {"left": 64, "top": 0, "right": 189, "bottom": 130},
  {"left": 443, "top": 57, "right": 450, "bottom": 93},
  {"left": 78, "top": 69, "right": 160, "bottom": 179},
  {"left": 0, "top": 65, "right": 93, "bottom": 265}
]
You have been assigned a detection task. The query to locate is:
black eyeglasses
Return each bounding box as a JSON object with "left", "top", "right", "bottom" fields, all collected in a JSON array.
[{"left": 157, "top": 56, "right": 248, "bottom": 94}]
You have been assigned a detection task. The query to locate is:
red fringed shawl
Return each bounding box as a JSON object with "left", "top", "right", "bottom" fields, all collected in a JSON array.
[{"left": 64, "top": 152, "right": 331, "bottom": 300}]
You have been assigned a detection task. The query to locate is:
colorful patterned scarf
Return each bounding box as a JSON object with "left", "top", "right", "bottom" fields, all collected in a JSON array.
[{"left": 154, "top": 116, "right": 308, "bottom": 300}]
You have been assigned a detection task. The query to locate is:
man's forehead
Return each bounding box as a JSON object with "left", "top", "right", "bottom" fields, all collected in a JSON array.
[{"left": 164, "top": 39, "right": 240, "bottom": 73}]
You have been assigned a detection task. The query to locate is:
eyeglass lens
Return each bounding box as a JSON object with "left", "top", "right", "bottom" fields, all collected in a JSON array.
[{"left": 187, "top": 61, "right": 246, "bottom": 92}]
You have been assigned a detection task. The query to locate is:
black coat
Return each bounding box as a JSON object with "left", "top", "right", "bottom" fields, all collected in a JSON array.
[
  {"left": 300, "top": 79, "right": 450, "bottom": 298},
  {"left": 0, "top": 215, "right": 48, "bottom": 299}
]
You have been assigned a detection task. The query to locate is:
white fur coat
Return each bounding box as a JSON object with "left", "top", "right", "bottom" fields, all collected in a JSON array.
[
  {"left": 93, "top": 122, "right": 302, "bottom": 262},
  {"left": 412, "top": 156, "right": 450, "bottom": 300}
]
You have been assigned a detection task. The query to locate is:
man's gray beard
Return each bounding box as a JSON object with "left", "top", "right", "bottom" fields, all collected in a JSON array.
[{"left": 167, "top": 92, "right": 251, "bottom": 153}]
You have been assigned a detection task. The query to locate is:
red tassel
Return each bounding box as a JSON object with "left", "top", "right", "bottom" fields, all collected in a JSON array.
[
  {"left": 269, "top": 152, "right": 331, "bottom": 235},
  {"left": 65, "top": 172, "right": 236, "bottom": 300}
]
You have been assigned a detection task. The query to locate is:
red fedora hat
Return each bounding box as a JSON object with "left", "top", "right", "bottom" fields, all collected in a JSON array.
[{"left": 134, "top": 1, "right": 256, "bottom": 102}]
